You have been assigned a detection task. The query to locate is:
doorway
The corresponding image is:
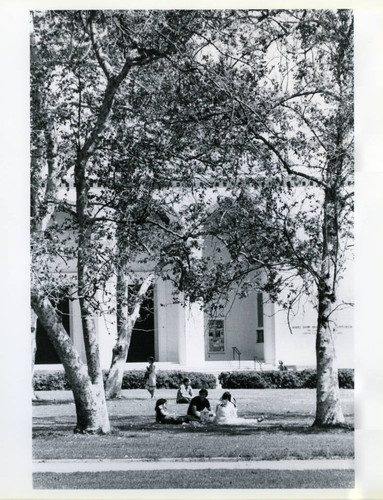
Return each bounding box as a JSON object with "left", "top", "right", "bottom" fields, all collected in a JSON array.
[
  {"left": 35, "top": 298, "right": 70, "bottom": 364},
  {"left": 126, "top": 286, "right": 155, "bottom": 362}
]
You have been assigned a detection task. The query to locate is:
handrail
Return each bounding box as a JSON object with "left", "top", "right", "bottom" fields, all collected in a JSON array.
[
  {"left": 232, "top": 347, "right": 241, "bottom": 369},
  {"left": 253, "top": 356, "right": 264, "bottom": 371},
  {"left": 232, "top": 346, "right": 241, "bottom": 358}
]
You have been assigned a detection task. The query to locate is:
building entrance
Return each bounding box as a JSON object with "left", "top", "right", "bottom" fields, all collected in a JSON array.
[
  {"left": 35, "top": 299, "right": 70, "bottom": 364},
  {"left": 126, "top": 286, "right": 155, "bottom": 362}
]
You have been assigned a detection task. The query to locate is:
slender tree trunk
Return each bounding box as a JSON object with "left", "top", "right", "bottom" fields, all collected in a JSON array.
[
  {"left": 313, "top": 185, "right": 345, "bottom": 427},
  {"left": 105, "top": 273, "right": 154, "bottom": 399},
  {"left": 31, "top": 291, "right": 110, "bottom": 433},
  {"left": 31, "top": 308, "right": 39, "bottom": 400}
]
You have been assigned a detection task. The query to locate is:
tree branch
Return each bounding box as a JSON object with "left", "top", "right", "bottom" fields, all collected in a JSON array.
[
  {"left": 88, "top": 12, "right": 113, "bottom": 79},
  {"left": 249, "top": 131, "right": 326, "bottom": 187}
]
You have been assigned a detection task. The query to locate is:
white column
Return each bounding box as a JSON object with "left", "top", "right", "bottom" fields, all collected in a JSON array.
[
  {"left": 263, "top": 300, "right": 276, "bottom": 365},
  {"left": 177, "top": 299, "right": 187, "bottom": 365},
  {"left": 156, "top": 278, "right": 168, "bottom": 361},
  {"left": 69, "top": 299, "right": 87, "bottom": 364},
  {"left": 179, "top": 300, "right": 205, "bottom": 367},
  {"left": 96, "top": 283, "right": 117, "bottom": 370}
]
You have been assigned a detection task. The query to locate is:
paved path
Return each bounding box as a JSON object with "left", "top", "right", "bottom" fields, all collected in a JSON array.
[{"left": 33, "top": 458, "right": 354, "bottom": 473}]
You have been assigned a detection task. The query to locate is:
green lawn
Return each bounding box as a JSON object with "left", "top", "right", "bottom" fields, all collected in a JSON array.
[
  {"left": 33, "top": 469, "right": 355, "bottom": 490},
  {"left": 33, "top": 388, "right": 354, "bottom": 461}
]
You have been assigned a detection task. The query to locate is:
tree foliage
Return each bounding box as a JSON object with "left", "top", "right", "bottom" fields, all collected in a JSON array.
[
  {"left": 30, "top": 9, "right": 212, "bottom": 430},
  {"left": 31, "top": 9, "right": 353, "bottom": 429},
  {"left": 149, "top": 9, "right": 354, "bottom": 426}
]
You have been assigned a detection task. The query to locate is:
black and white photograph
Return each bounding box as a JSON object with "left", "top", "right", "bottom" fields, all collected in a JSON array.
[{"left": 0, "top": 1, "right": 383, "bottom": 498}]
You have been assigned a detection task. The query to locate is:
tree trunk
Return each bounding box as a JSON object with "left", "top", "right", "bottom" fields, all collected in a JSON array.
[
  {"left": 313, "top": 185, "right": 345, "bottom": 427},
  {"left": 31, "top": 291, "right": 110, "bottom": 433},
  {"left": 313, "top": 280, "right": 345, "bottom": 427},
  {"left": 75, "top": 154, "right": 110, "bottom": 430},
  {"left": 76, "top": 252, "right": 109, "bottom": 431},
  {"left": 31, "top": 308, "right": 39, "bottom": 400},
  {"left": 105, "top": 273, "right": 154, "bottom": 399}
]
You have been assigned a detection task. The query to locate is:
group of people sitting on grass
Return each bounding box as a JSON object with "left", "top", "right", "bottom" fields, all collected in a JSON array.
[{"left": 154, "top": 378, "right": 265, "bottom": 426}]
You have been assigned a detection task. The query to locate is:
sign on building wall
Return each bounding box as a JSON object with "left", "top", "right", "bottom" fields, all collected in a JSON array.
[{"left": 208, "top": 319, "right": 225, "bottom": 353}]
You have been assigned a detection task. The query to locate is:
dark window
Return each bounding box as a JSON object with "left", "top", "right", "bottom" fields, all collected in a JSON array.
[
  {"left": 256, "top": 329, "right": 264, "bottom": 344},
  {"left": 257, "top": 293, "right": 264, "bottom": 328},
  {"left": 256, "top": 293, "right": 264, "bottom": 344},
  {"left": 208, "top": 319, "right": 225, "bottom": 353}
]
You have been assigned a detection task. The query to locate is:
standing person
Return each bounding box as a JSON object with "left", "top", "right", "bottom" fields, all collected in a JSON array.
[
  {"left": 145, "top": 356, "right": 156, "bottom": 399},
  {"left": 187, "top": 388, "right": 212, "bottom": 420},
  {"left": 176, "top": 377, "right": 194, "bottom": 404}
]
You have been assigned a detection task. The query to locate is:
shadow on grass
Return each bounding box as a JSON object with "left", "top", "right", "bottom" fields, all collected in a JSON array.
[
  {"left": 107, "top": 414, "right": 354, "bottom": 437},
  {"left": 32, "top": 412, "right": 354, "bottom": 437},
  {"left": 32, "top": 411, "right": 354, "bottom": 436},
  {"left": 33, "top": 399, "right": 74, "bottom": 406}
]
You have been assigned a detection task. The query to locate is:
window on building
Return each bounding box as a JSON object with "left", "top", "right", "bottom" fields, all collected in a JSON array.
[
  {"left": 256, "top": 329, "right": 264, "bottom": 343},
  {"left": 208, "top": 319, "right": 225, "bottom": 353},
  {"left": 256, "top": 293, "right": 264, "bottom": 343}
]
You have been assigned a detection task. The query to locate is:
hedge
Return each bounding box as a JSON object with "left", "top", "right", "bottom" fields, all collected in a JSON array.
[
  {"left": 33, "top": 370, "right": 71, "bottom": 391},
  {"left": 33, "top": 370, "right": 216, "bottom": 391},
  {"left": 33, "top": 368, "right": 354, "bottom": 391},
  {"left": 218, "top": 368, "right": 354, "bottom": 389}
]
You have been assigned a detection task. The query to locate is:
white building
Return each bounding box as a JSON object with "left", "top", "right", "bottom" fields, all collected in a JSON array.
[{"left": 35, "top": 179, "right": 354, "bottom": 372}]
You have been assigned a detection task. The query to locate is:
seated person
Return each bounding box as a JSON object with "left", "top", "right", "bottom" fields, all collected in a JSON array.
[
  {"left": 214, "top": 392, "right": 238, "bottom": 424},
  {"left": 155, "top": 398, "right": 189, "bottom": 424},
  {"left": 187, "top": 388, "right": 212, "bottom": 420},
  {"left": 176, "top": 377, "right": 194, "bottom": 404},
  {"left": 214, "top": 391, "right": 264, "bottom": 425}
]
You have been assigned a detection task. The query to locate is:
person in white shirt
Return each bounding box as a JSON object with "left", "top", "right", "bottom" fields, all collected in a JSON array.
[
  {"left": 176, "top": 377, "right": 194, "bottom": 404},
  {"left": 214, "top": 392, "right": 264, "bottom": 425}
]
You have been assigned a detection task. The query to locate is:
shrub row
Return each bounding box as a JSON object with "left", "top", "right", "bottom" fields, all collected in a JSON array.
[
  {"left": 33, "top": 368, "right": 354, "bottom": 391},
  {"left": 120, "top": 370, "right": 216, "bottom": 390},
  {"left": 33, "top": 370, "right": 216, "bottom": 391},
  {"left": 218, "top": 368, "right": 354, "bottom": 389},
  {"left": 33, "top": 371, "right": 71, "bottom": 391}
]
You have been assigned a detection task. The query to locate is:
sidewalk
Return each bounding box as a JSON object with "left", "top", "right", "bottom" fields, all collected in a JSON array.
[{"left": 33, "top": 458, "right": 355, "bottom": 473}]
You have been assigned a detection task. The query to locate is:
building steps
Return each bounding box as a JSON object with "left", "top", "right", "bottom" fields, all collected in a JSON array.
[
  {"left": 115, "top": 361, "right": 276, "bottom": 373},
  {"left": 35, "top": 360, "right": 277, "bottom": 373}
]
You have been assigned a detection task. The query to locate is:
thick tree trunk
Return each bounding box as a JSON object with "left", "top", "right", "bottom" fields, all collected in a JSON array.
[
  {"left": 76, "top": 244, "right": 109, "bottom": 430},
  {"left": 75, "top": 154, "right": 110, "bottom": 430},
  {"left": 313, "top": 279, "right": 345, "bottom": 427},
  {"left": 31, "top": 291, "right": 110, "bottom": 433},
  {"left": 78, "top": 295, "right": 110, "bottom": 430},
  {"left": 105, "top": 273, "right": 154, "bottom": 399},
  {"left": 313, "top": 185, "right": 345, "bottom": 427}
]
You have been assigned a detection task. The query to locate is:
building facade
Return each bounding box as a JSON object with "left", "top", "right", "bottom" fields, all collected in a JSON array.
[
  {"left": 35, "top": 263, "right": 354, "bottom": 371},
  {"left": 35, "top": 180, "right": 354, "bottom": 372}
]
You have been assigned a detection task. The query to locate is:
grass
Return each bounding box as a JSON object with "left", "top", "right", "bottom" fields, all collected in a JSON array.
[
  {"left": 33, "top": 469, "right": 355, "bottom": 490},
  {"left": 33, "top": 388, "right": 354, "bottom": 462}
]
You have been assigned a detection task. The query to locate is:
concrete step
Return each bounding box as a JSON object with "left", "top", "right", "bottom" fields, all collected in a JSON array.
[
  {"left": 35, "top": 361, "right": 277, "bottom": 373},
  {"left": 121, "top": 361, "right": 276, "bottom": 373}
]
